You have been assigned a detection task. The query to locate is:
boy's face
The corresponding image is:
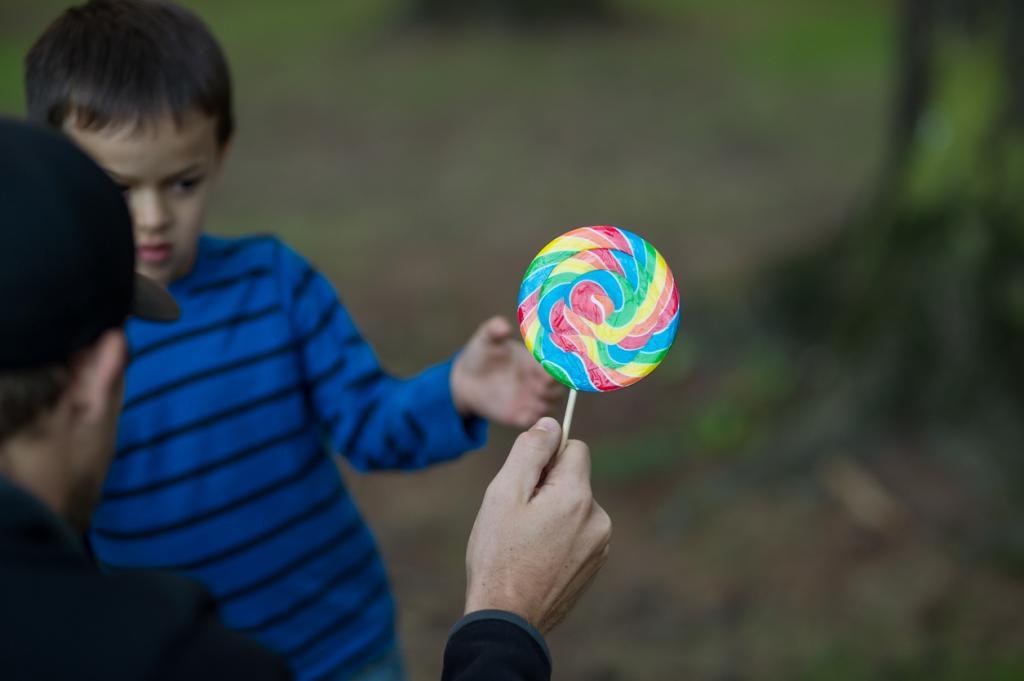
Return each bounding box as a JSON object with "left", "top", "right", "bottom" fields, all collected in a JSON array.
[{"left": 65, "top": 110, "right": 225, "bottom": 287}]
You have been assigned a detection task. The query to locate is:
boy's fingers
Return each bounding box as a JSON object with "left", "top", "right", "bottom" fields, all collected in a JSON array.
[
  {"left": 531, "top": 369, "right": 564, "bottom": 400},
  {"left": 541, "top": 381, "right": 565, "bottom": 401},
  {"left": 483, "top": 316, "right": 514, "bottom": 342},
  {"left": 518, "top": 397, "right": 552, "bottom": 421},
  {"left": 498, "top": 417, "right": 562, "bottom": 498},
  {"left": 532, "top": 398, "right": 552, "bottom": 417},
  {"left": 515, "top": 410, "right": 543, "bottom": 430},
  {"left": 526, "top": 358, "right": 554, "bottom": 381}
]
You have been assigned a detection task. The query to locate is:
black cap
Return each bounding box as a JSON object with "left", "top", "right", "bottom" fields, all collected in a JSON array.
[{"left": 0, "top": 118, "right": 179, "bottom": 371}]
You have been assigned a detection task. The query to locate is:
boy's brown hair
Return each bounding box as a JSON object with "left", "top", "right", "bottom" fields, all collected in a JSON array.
[{"left": 25, "top": 0, "right": 234, "bottom": 145}]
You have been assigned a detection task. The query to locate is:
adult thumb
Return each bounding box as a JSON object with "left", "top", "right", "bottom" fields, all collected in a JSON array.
[{"left": 499, "top": 417, "right": 562, "bottom": 499}]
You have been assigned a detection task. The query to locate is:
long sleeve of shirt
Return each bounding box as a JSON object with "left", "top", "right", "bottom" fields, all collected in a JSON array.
[
  {"left": 92, "top": 235, "right": 489, "bottom": 680},
  {"left": 442, "top": 611, "right": 552, "bottom": 681},
  {"left": 279, "top": 241, "right": 488, "bottom": 471}
]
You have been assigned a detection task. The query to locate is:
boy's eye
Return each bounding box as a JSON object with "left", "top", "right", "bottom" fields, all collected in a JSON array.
[{"left": 172, "top": 176, "right": 204, "bottom": 193}]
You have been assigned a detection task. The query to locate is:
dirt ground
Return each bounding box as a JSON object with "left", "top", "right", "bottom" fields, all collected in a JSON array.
[{"left": 349, "top": 432, "right": 1024, "bottom": 680}]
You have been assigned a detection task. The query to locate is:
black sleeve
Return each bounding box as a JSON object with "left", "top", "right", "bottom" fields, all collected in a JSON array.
[
  {"left": 441, "top": 611, "right": 551, "bottom": 681},
  {"left": 156, "top": 612, "right": 293, "bottom": 681}
]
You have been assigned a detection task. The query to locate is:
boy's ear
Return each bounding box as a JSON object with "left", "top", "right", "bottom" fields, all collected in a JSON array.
[{"left": 66, "top": 329, "right": 127, "bottom": 422}]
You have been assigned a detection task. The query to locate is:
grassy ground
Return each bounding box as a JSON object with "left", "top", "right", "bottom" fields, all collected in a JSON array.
[{"left": 3, "top": 1, "right": 1022, "bottom": 678}]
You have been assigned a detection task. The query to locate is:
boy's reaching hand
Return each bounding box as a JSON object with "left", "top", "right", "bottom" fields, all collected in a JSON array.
[{"left": 451, "top": 316, "right": 564, "bottom": 429}]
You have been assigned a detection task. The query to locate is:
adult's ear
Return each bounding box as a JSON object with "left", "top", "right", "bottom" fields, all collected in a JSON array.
[{"left": 67, "top": 329, "right": 127, "bottom": 422}]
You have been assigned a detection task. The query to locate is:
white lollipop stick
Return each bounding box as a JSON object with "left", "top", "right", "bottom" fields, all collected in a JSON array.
[{"left": 560, "top": 389, "right": 578, "bottom": 452}]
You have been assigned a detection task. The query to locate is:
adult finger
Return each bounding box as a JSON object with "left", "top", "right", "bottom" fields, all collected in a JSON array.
[
  {"left": 543, "top": 439, "right": 592, "bottom": 487},
  {"left": 589, "top": 500, "right": 613, "bottom": 550},
  {"left": 497, "top": 417, "right": 562, "bottom": 499}
]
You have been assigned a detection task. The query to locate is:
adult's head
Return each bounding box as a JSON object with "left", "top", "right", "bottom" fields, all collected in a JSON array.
[{"left": 0, "top": 117, "right": 177, "bottom": 530}]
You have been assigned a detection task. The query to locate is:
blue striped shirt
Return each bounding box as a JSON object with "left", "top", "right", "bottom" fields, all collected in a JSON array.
[{"left": 89, "top": 235, "right": 486, "bottom": 681}]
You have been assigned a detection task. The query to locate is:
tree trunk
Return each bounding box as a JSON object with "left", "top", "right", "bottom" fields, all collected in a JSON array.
[{"left": 779, "top": 0, "right": 1024, "bottom": 424}]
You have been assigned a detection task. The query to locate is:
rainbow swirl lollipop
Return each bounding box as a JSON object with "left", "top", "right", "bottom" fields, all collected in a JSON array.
[{"left": 517, "top": 226, "right": 680, "bottom": 392}]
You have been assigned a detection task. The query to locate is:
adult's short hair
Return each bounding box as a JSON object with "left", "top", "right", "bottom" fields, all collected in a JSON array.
[
  {"left": 0, "top": 364, "right": 70, "bottom": 445},
  {"left": 25, "top": 0, "right": 234, "bottom": 146}
]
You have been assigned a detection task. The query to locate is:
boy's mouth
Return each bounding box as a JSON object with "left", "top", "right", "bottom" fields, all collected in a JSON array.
[{"left": 137, "top": 243, "right": 172, "bottom": 265}]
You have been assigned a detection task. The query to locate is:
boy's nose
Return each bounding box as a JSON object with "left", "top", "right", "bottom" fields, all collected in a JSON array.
[{"left": 131, "top": 188, "right": 171, "bottom": 233}]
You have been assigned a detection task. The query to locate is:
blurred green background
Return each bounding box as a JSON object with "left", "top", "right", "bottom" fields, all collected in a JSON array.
[{"left": 2, "top": 0, "right": 1022, "bottom": 679}]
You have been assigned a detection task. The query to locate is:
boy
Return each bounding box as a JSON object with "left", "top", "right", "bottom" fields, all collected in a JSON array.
[{"left": 25, "top": 2, "right": 561, "bottom": 680}]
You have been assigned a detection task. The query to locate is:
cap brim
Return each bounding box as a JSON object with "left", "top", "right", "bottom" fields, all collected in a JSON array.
[{"left": 133, "top": 273, "right": 180, "bottom": 322}]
